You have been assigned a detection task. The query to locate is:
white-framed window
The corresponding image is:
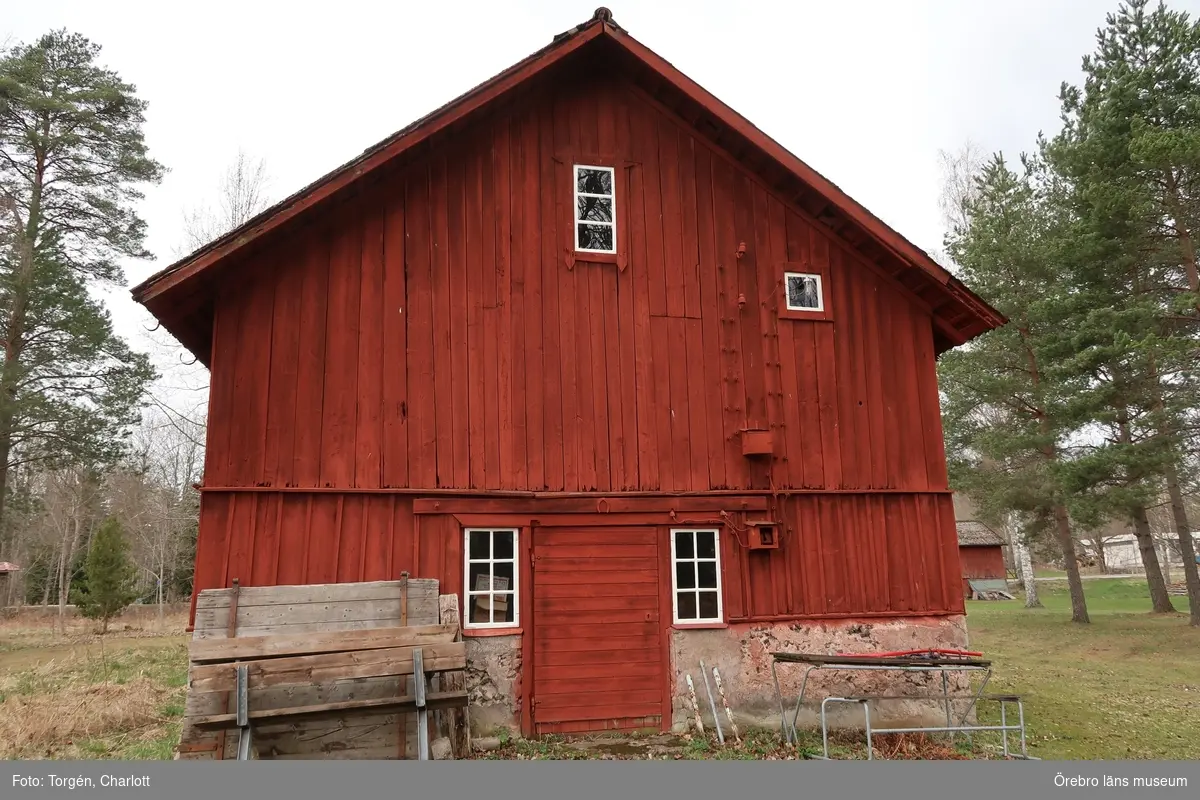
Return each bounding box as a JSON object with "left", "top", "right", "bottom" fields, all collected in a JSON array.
[
  {"left": 463, "top": 528, "right": 519, "bottom": 629},
  {"left": 574, "top": 164, "right": 616, "bottom": 253},
  {"left": 784, "top": 272, "right": 824, "bottom": 312},
  {"left": 670, "top": 528, "right": 723, "bottom": 624}
]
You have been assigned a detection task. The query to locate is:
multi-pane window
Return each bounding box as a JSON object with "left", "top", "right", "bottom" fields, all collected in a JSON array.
[
  {"left": 574, "top": 164, "right": 616, "bottom": 253},
  {"left": 784, "top": 272, "right": 823, "bottom": 312},
  {"left": 671, "top": 529, "right": 723, "bottom": 624},
  {"left": 463, "top": 528, "right": 518, "bottom": 629}
]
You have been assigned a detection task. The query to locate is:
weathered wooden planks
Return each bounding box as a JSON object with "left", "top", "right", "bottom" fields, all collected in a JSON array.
[
  {"left": 191, "top": 691, "right": 469, "bottom": 730},
  {"left": 188, "top": 626, "right": 459, "bottom": 666},
  {"left": 177, "top": 578, "right": 462, "bottom": 761}
]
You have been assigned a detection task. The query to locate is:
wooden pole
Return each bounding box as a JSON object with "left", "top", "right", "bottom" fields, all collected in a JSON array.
[
  {"left": 712, "top": 667, "right": 740, "bottom": 743},
  {"left": 685, "top": 674, "right": 704, "bottom": 735}
]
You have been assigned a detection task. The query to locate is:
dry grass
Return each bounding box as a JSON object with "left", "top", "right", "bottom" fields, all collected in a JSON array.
[
  {"left": 0, "top": 607, "right": 189, "bottom": 653},
  {"left": 0, "top": 610, "right": 190, "bottom": 760}
]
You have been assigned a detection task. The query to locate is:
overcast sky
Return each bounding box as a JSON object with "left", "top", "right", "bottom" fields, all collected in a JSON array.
[{"left": 8, "top": 0, "right": 1199, "bottom": 405}]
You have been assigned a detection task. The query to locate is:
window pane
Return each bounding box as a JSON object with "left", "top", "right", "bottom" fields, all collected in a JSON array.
[
  {"left": 576, "top": 167, "right": 612, "bottom": 194},
  {"left": 468, "top": 530, "right": 490, "bottom": 561},
  {"left": 493, "top": 591, "right": 515, "bottom": 623},
  {"left": 576, "top": 196, "right": 613, "bottom": 223},
  {"left": 676, "top": 561, "right": 696, "bottom": 590},
  {"left": 787, "top": 274, "right": 820, "bottom": 309},
  {"left": 697, "top": 560, "right": 717, "bottom": 589},
  {"left": 696, "top": 530, "right": 716, "bottom": 559},
  {"left": 468, "top": 594, "right": 493, "bottom": 624},
  {"left": 467, "top": 562, "right": 491, "bottom": 593},
  {"left": 494, "top": 530, "right": 515, "bottom": 560},
  {"left": 698, "top": 591, "right": 719, "bottom": 619},
  {"left": 491, "top": 559, "right": 514, "bottom": 588},
  {"left": 674, "top": 530, "right": 694, "bottom": 560},
  {"left": 677, "top": 591, "right": 698, "bottom": 620},
  {"left": 577, "top": 223, "right": 613, "bottom": 251}
]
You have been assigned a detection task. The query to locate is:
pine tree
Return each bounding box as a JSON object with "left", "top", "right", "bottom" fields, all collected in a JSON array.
[
  {"left": 73, "top": 516, "right": 137, "bottom": 633},
  {"left": 0, "top": 30, "right": 161, "bottom": 549},
  {"left": 1046, "top": 0, "right": 1200, "bottom": 623},
  {"left": 939, "top": 154, "right": 1092, "bottom": 623}
]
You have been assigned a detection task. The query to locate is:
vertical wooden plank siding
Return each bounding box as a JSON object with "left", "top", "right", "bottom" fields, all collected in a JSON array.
[{"left": 194, "top": 79, "right": 967, "bottom": 622}]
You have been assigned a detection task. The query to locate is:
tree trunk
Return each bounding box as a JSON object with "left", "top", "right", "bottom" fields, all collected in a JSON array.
[
  {"left": 1052, "top": 505, "right": 1089, "bottom": 623},
  {"left": 1016, "top": 537, "right": 1041, "bottom": 608},
  {"left": 1093, "top": 539, "right": 1109, "bottom": 574},
  {"left": 1130, "top": 505, "right": 1177, "bottom": 613},
  {"left": 0, "top": 155, "right": 44, "bottom": 541},
  {"left": 1165, "top": 169, "right": 1200, "bottom": 316},
  {"left": 1164, "top": 461, "right": 1200, "bottom": 626},
  {"left": 157, "top": 541, "right": 165, "bottom": 629}
]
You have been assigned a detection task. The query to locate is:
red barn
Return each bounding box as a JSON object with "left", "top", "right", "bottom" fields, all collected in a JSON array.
[
  {"left": 132, "top": 9, "right": 1004, "bottom": 736},
  {"left": 956, "top": 521, "right": 1009, "bottom": 599}
]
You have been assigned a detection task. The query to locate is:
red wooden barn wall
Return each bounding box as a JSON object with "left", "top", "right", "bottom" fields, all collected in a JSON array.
[
  {"left": 194, "top": 72, "right": 964, "bottom": 620},
  {"left": 959, "top": 546, "right": 1006, "bottom": 581}
]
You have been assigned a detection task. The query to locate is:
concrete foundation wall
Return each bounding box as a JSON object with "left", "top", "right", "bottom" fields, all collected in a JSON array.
[
  {"left": 669, "top": 616, "right": 972, "bottom": 732},
  {"left": 465, "top": 635, "right": 522, "bottom": 736}
]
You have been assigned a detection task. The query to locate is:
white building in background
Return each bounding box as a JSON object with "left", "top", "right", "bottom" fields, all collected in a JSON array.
[{"left": 1079, "top": 532, "right": 1200, "bottom": 575}]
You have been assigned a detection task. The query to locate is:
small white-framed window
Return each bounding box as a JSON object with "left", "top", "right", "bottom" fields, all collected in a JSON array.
[
  {"left": 463, "top": 528, "right": 519, "bottom": 629},
  {"left": 574, "top": 164, "right": 616, "bottom": 253},
  {"left": 784, "top": 272, "right": 824, "bottom": 312},
  {"left": 670, "top": 528, "right": 723, "bottom": 624}
]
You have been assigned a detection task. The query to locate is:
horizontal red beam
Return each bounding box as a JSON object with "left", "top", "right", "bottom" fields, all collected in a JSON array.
[{"left": 194, "top": 486, "right": 954, "bottom": 496}]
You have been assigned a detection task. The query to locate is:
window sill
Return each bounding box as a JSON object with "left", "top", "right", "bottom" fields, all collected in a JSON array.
[
  {"left": 571, "top": 250, "right": 619, "bottom": 265},
  {"left": 463, "top": 627, "right": 523, "bottom": 638},
  {"left": 779, "top": 308, "right": 833, "bottom": 322},
  {"left": 671, "top": 621, "right": 728, "bottom": 631}
]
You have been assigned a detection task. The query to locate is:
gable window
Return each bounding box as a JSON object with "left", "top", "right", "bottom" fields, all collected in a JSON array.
[
  {"left": 784, "top": 272, "right": 823, "bottom": 312},
  {"left": 464, "top": 528, "right": 518, "bottom": 629},
  {"left": 574, "top": 164, "right": 616, "bottom": 253},
  {"left": 671, "top": 528, "right": 723, "bottom": 624}
]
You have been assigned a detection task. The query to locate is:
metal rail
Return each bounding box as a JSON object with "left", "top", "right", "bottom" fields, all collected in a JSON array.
[
  {"left": 235, "top": 664, "right": 253, "bottom": 760},
  {"left": 811, "top": 696, "right": 1033, "bottom": 760}
]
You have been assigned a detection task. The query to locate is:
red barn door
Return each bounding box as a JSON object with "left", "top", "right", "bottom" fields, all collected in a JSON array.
[{"left": 530, "top": 526, "right": 666, "bottom": 734}]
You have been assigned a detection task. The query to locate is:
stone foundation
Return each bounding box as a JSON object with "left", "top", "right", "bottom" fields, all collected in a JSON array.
[
  {"left": 464, "top": 636, "right": 522, "bottom": 736},
  {"left": 670, "top": 616, "right": 972, "bottom": 733},
  {"left": 462, "top": 616, "right": 973, "bottom": 738}
]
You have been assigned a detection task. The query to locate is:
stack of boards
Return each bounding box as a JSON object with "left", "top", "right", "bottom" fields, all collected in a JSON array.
[{"left": 176, "top": 577, "right": 469, "bottom": 760}]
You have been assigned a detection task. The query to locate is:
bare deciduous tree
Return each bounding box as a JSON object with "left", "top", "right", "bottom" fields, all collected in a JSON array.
[{"left": 177, "top": 149, "right": 272, "bottom": 254}]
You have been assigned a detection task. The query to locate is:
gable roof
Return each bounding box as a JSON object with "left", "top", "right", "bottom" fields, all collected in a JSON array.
[
  {"left": 956, "top": 521, "right": 1005, "bottom": 548},
  {"left": 131, "top": 8, "right": 1005, "bottom": 367}
]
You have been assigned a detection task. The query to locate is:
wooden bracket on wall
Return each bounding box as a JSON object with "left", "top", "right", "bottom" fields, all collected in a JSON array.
[{"left": 740, "top": 429, "right": 773, "bottom": 457}]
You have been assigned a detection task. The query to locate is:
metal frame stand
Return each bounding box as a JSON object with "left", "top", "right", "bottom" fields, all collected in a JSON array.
[
  {"left": 771, "top": 658, "right": 992, "bottom": 746},
  {"left": 812, "top": 695, "right": 1032, "bottom": 760},
  {"left": 769, "top": 652, "right": 1039, "bottom": 760}
]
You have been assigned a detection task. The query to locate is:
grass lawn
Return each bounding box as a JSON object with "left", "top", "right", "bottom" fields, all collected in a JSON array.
[
  {"left": 1, "top": 581, "right": 1196, "bottom": 761},
  {"left": 966, "top": 578, "right": 1200, "bottom": 760}
]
